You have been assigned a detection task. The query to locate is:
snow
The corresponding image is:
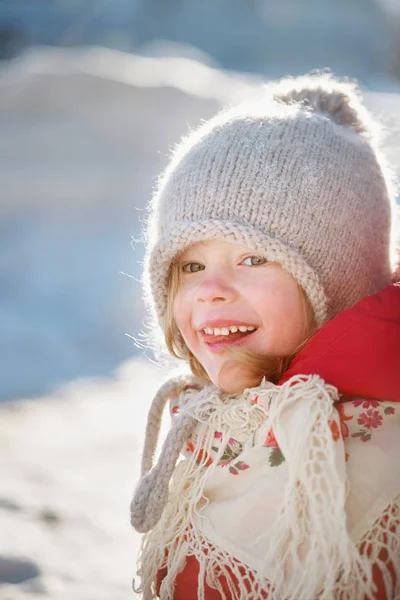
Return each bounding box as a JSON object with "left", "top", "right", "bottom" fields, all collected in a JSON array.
[
  {"left": 1, "top": 46, "right": 399, "bottom": 598},
  {"left": 0, "top": 358, "right": 167, "bottom": 599}
]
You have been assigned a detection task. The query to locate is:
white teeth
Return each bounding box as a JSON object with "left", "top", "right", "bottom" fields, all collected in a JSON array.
[{"left": 203, "top": 325, "right": 256, "bottom": 336}]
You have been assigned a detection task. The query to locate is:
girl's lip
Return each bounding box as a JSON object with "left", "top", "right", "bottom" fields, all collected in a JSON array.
[{"left": 201, "top": 329, "right": 257, "bottom": 353}]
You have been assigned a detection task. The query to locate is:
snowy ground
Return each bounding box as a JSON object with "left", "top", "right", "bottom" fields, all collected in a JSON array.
[
  {"left": 1, "top": 48, "right": 400, "bottom": 599},
  {"left": 0, "top": 358, "right": 168, "bottom": 600}
]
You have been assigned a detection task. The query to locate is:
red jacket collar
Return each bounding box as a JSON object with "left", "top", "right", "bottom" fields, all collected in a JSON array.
[{"left": 280, "top": 284, "right": 400, "bottom": 402}]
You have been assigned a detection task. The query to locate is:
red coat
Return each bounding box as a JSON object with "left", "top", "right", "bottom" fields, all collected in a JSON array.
[{"left": 157, "top": 284, "right": 400, "bottom": 599}]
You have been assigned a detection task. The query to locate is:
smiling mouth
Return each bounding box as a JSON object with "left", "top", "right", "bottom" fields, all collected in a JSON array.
[{"left": 200, "top": 327, "right": 257, "bottom": 348}]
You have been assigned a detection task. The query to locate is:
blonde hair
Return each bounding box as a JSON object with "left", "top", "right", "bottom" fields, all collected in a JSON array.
[{"left": 164, "top": 257, "right": 317, "bottom": 391}]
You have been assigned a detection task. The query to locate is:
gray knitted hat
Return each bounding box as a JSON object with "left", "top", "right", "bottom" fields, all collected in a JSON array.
[{"left": 144, "top": 74, "right": 395, "bottom": 331}]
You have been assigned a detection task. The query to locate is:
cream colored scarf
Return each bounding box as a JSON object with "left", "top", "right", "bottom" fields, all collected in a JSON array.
[{"left": 132, "top": 375, "right": 400, "bottom": 600}]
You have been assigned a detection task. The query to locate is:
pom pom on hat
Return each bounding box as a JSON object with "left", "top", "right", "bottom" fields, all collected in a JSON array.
[{"left": 272, "top": 74, "right": 373, "bottom": 136}]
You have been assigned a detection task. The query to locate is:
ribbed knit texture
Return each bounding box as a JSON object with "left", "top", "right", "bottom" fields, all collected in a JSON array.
[{"left": 143, "top": 74, "right": 395, "bottom": 331}]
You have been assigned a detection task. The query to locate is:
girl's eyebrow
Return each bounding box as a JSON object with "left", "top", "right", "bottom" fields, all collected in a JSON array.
[
  {"left": 174, "top": 251, "right": 198, "bottom": 264},
  {"left": 178, "top": 242, "right": 209, "bottom": 261}
]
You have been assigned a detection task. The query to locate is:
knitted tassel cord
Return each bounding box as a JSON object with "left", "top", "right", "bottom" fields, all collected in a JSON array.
[{"left": 131, "top": 375, "right": 200, "bottom": 533}]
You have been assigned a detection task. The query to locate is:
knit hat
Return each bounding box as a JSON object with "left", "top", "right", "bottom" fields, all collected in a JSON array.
[{"left": 143, "top": 74, "right": 395, "bottom": 331}]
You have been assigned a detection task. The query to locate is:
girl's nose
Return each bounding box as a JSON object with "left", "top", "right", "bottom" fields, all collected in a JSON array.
[{"left": 195, "top": 277, "right": 238, "bottom": 304}]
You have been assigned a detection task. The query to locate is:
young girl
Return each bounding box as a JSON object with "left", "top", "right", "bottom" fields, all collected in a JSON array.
[{"left": 130, "top": 74, "right": 400, "bottom": 599}]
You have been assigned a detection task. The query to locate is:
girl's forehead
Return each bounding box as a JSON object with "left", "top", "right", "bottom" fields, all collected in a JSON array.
[{"left": 179, "top": 239, "right": 255, "bottom": 258}]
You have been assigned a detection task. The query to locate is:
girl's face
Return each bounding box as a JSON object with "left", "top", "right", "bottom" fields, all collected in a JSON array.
[{"left": 172, "top": 239, "right": 308, "bottom": 391}]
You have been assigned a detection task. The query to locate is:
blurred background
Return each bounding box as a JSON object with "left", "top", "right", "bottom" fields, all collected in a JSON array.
[{"left": 1, "top": 1, "right": 400, "bottom": 598}]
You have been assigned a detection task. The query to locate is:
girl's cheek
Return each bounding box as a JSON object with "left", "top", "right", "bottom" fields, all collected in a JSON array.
[
  {"left": 176, "top": 283, "right": 195, "bottom": 307},
  {"left": 172, "top": 295, "right": 183, "bottom": 326},
  {"left": 173, "top": 292, "right": 190, "bottom": 330},
  {"left": 174, "top": 290, "right": 186, "bottom": 312}
]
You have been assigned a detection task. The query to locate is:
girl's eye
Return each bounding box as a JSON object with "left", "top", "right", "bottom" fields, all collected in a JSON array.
[
  {"left": 242, "top": 256, "right": 267, "bottom": 266},
  {"left": 182, "top": 262, "right": 205, "bottom": 273}
]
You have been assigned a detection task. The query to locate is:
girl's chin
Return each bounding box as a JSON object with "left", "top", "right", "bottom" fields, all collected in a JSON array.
[{"left": 210, "top": 362, "right": 262, "bottom": 394}]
